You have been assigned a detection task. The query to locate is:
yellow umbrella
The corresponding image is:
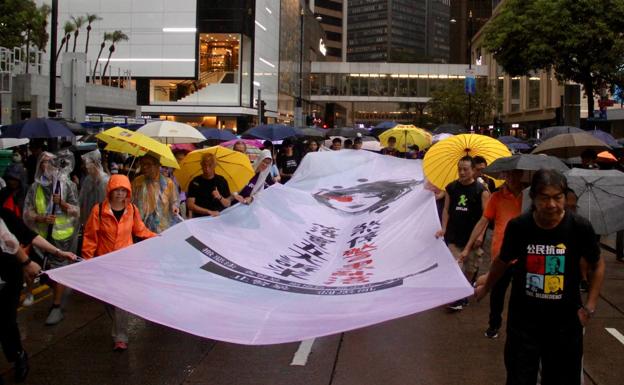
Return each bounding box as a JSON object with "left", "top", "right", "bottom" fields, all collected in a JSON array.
[
  {"left": 174, "top": 146, "right": 255, "bottom": 193},
  {"left": 379, "top": 124, "right": 432, "bottom": 152},
  {"left": 96, "top": 127, "right": 179, "bottom": 169},
  {"left": 423, "top": 134, "right": 511, "bottom": 190}
]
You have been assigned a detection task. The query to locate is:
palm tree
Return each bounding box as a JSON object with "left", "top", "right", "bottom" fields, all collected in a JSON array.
[
  {"left": 56, "top": 21, "right": 75, "bottom": 63},
  {"left": 84, "top": 13, "right": 102, "bottom": 54},
  {"left": 92, "top": 32, "right": 113, "bottom": 81},
  {"left": 71, "top": 15, "right": 86, "bottom": 52},
  {"left": 102, "top": 30, "right": 129, "bottom": 80}
]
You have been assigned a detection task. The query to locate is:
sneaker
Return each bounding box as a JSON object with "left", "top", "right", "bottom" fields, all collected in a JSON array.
[
  {"left": 45, "top": 307, "right": 64, "bottom": 326},
  {"left": 113, "top": 341, "right": 128, "bottom": 351},
  {"left": 579, "top": 280, "right": 589, "bottom": 292},
  {"left": 485, "top": 327, "right": 499, "bottom": 339},
  {"left": 22, "top": 293, "right": 34, "bottom": 307},
  {"left": 14, "top": 350, "right": 28, "bottom": 383},
  {"left": 447, "top": 300, "right": 464, "bottom": 311}
]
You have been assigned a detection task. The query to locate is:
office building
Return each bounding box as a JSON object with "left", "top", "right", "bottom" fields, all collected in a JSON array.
[{"left": 307, "top": 0, "right": 344, "bottom": 61}]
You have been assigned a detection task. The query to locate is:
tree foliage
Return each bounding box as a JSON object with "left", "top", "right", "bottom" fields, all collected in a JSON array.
[
  {"left": 482, "top": 0, "right": 624, "bottom": 115},
  {"left": 427, "top": 80, "right": 499, "bottom": 128},
  {"left": 0, "top": 0, "right": 50, "bottom": 50}
]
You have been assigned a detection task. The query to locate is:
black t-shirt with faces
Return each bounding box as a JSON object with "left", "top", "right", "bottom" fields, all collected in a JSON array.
[{"left": 499, "top": 211, "right": 600, "bottom": 330}]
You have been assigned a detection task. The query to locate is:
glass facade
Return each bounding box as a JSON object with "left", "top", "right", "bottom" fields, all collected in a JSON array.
[
  {"left": 511, "top": 78, "right": 521, "bottom": 112},
  {"left": 149, "top": 33, "right": 243, "bottom": 105},
  {"left": 311, "top": 73, "right": 470, "bottom": 98}
]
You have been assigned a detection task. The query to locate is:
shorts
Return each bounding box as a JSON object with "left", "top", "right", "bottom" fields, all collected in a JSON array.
[{"left": 448, "top": 243, "right": 483, "bottom": 280}]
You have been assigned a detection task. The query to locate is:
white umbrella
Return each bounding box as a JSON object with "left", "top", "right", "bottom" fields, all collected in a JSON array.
[
  {"left": 432, "top": 133, "right": 454, "bottom": 144},
  {"left": 0, "top": 138, "right": 29, "bottom": 149},
  {"left": 137, "top": 121, "right": 206, "bottom": 144}
]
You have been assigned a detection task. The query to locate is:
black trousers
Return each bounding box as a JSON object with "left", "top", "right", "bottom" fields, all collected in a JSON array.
[
  {"left": 0, "top": 255, "right": 24, "bottom": 363},
  {"left": 488, "top": 265, "right": 514, "bottom": 330},
  {"left": 505, "top": 322, "right": 583, "bottom": 385}
]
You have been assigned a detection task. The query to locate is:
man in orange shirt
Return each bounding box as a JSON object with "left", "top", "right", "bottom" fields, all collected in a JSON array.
[{"left": 460, "top": 169, "right": 524, "bottom": 338}]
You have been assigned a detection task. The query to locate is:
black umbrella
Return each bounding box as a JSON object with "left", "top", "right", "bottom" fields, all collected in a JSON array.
[
  {"left": 482, "top": 154, "right": 570, "bottom": 179},
  {"left": 325, "top": 127, "right": 369, "bottom": 138},
  {"left": 1, "top": 118, "right": 75, "bottom": 138},
  {"left": 241, "top": 124, "right": 301, "bottom": 141},
  {"left": 297, "top": 127, "right": 327, "bottom": 138},
  {"left": 433, "top": 123, "right": 466, "bottom": 135},
  {"left": 200, "top": 128, "right": 237, "bottom": 141},
  {"left": 538, "top": 126, "right": 583, "bottom": 141}
]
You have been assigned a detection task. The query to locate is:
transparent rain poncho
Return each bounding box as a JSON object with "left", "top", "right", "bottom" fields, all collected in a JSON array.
[
  {"left": 78, "top": 149, "right": 110, "bottom": 225},
  {"left": 23, "top": 151, "right": 80, "bottom": 254}
]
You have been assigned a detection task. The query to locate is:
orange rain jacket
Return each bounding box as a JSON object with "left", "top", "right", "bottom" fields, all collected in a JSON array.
[{"left": 82, "top": 174, "right": 156, "bottom": 259}]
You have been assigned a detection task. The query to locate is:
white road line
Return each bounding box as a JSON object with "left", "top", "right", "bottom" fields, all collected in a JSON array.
[
  {"left": 605, "top": 328, "right": 624, "bottom": 345},
  {"left": 290, "top": 338, "right": 316, "bottom": 366}
]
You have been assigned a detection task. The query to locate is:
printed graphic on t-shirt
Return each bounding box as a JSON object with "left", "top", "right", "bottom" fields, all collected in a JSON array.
[
  {"left": 455, "top": 194, "right": 468, "bottom": 212},
  {"left": 524, "top": 243, "right": 566, "bottom": 299}
]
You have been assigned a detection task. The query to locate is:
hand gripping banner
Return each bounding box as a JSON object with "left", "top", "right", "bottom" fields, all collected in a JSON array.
[{"left": 48, "top": 150, "right": 473, "bottom": 345}]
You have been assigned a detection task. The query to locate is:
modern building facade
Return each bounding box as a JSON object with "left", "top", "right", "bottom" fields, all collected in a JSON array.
[
  {"left": 347, "top": 0, "right": 450, "bottom": 63},
  {"left": 449, "top": 0, "right": 492, "bottom": 65},
  {"left": 306, "top": 0, "right": 344, "bottom": 61},
  {"left": 45, "top": 0, "right": 326, "bottom": 131}
]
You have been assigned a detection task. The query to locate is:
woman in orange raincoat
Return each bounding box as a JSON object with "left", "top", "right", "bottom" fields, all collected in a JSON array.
[{"left": 82, "top": 174, "right": 156, "bottom": 351}]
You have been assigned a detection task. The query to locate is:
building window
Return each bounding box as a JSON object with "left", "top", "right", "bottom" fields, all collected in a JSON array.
[
  {"left": 528, "top": 77, "right": 540, "bottom": 109},
  {"left": 511, "top": 78, "right": 520, "bottom": 112}
]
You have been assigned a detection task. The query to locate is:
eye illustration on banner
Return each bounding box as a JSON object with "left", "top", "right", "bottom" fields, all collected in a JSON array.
[{"left": 312, "top": 179, "right": 421, "bottom": 215}]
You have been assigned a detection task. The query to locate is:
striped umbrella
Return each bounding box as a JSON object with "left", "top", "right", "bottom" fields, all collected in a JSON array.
[{"left": 423, "top": 134, "right": 511, "bottom": 190}]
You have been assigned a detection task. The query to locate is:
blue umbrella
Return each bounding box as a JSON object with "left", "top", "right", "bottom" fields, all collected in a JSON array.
[
  {"left": 200, "top": 128, "right": 237, "bottom": 141},
  {"left": 588, "top": 129, "right": 622, "bottom": 148},
  {"left": 374, "top": 121, "right": 397, "bottom": 129},
  {"left": 242, "top": 124, "right": 300, "bottom": 141},
  {"left": 1, "top": 118, "right": 75, "bottom": 138},
  {"left": 498, "top": 135, "right": 524, "bottom": 144}
]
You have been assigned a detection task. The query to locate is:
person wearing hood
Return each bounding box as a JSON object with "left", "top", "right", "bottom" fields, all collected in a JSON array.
[
  {"left": 82, "top": 174, "right": 156, "bottom": 351},
  {"left": 0, "top": 164, "right": 28, "bottom": 218},
  {"left": 131, "top": 155, "right": 180, "bottom": 233},
  {"left": 78, "top": 150, "right": 110, "bottom": 226},
  {"left": 231, "top": 149, "right": 273, "bottom": 205},
  {"left": 23, "top": 151, "right": 80, "bottom": 326}
]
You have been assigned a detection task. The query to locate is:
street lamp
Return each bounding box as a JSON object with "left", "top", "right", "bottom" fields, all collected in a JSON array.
[
  {"left": 48, "top": 0, "right": 58, "bottom": 117},
  {"left": 296, "top": 7, "right": 304, "bottom": 127},
  {"left": 467, "top": 10, "right": 473, "bottom": 131}
]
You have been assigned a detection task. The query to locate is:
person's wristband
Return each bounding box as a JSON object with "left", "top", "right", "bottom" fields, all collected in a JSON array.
[
  {"left": 21, "top": 258, "right": 32, "bottom": 267},
  {"left": 582, "top": 305, "right": 595, "bottom": 318}
]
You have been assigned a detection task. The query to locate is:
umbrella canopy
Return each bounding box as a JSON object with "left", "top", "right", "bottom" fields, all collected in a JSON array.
[
  {"left": 433, "top": 123, "right": 466, "bottom": 135},
  {"left": 432, "top": 133, "right": 454, "bottom": 144},
  {"left": 497, "top": 135, "right": 524, "bottom": 144},
  {"left": 507, "top": 142, "right": 532, "bottom": 152},
  {"left": 325, "top": 127, "right": 369, "bottom": 138},
  {"left": 374, "top": 121, "right": 398, "bottom": 129},
  {"left": 588, "top": 129, "right": 622, "bottom": 149},
  {"left": 96, "top": 127, "right": 179, "bottom": 169},
  {"left": 297, "top": 127, "right": 327, "bottom": 138},
  {"left": 565, "top": 168, "right": 624, "bottom": 235},
  {"left": 221, "top": 138, "right": 264, "bottom": 149},
  {"left": 532, "top": 132, "right": 610, "bottom": 159},
  {"left": 242, "top": 124, "right": 300, "bottom": 141},
  {"left": 482, "top": 154, "right": 569, "bottom": 179},
  {"left": 173, "top": 146, "right": 254, "bottom": 194},
  {"left": 423, "top": 134, "right": 511, "bottom": 190},
  {"left": 538, "top": 126, "right": 584, "bottom": 141},
  {"left": 199, "top": 128, "right": 237, "bottom": 141},
  {"left": 379, "top": 125, "right": 432, "bottom": 152},
  {"left": 361, "top": 140, "right": 382, "bottom": 152},
  {"left": 137, "top": 121, "right": 205, "bottom": 144},
  {"left": 0, "top": 138, "right": 29, "bottom": 149},
  {"left": 1, "top": 118, "right": 74, "bottom": 138}
]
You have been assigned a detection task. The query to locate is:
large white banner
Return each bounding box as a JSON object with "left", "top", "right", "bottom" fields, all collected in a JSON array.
[{"left": 48, "top": 151, "right": 473, "bottom": 345}]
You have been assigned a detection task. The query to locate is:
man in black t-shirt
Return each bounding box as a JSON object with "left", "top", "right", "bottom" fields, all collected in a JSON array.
[
  {"left": 186, "top": 153, "right": 231, "bottom": 217},
  {"left": 475, "top": 169, "right": 605, "bottom": 385},
  {"left": 277, "top": 141, "right": 299, "bottom": 184},
  {"left": 436, "top": 156, "right": 489, "bottom": 310}
]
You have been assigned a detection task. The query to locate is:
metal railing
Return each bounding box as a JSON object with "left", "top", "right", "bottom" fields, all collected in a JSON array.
[
  {"left": 88, "top": 60, "right": 133, "bottom": 90},
  {"left": 0, "top": 47, "right": 13, "bottom": 93}
]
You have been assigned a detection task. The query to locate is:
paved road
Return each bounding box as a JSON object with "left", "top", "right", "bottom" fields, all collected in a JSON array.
[{"left": 2, "top": 246, "right": 623, "bottom": 385}]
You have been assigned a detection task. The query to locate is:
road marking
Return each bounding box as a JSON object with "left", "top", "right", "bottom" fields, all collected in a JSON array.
[
  {"left": 290, "top": 338, "right": 315, "bottom": 366},
  {"left": 605, "top": 328, "right": 624, "bottom": 345}
]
